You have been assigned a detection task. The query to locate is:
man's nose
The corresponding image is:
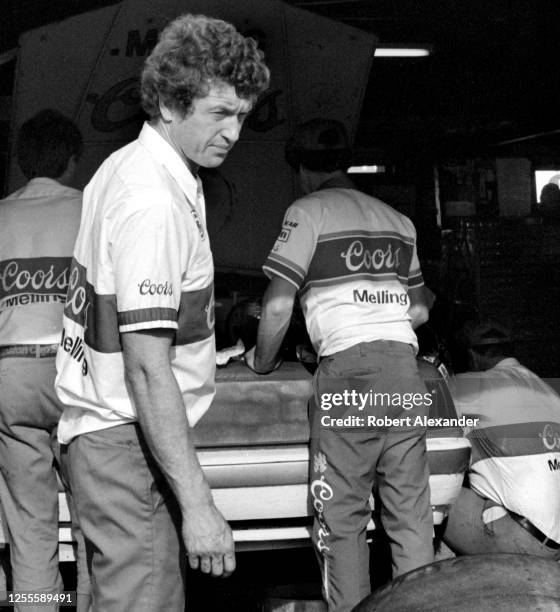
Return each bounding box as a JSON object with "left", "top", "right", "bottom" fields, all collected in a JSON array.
[{"left": 221, "top": 116, "right": 242, "bottom": 144}]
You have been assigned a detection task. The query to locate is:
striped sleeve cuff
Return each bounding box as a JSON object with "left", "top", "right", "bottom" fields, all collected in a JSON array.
[
  {"left": 263, "top": 254, "right": 305, "bottom": 289},
  {"left": 408, "top": 270, "right": 424, "bottom": 289},
  {"left": 119, "top": 320, "right": 178, "bottom": 333},
  {"left": 117, "top": 307, "right": 178, "bottom": 333}
]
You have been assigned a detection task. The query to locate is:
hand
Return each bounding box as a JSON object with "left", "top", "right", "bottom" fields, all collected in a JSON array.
[
  {"left": 243, "top": 346, "right": 257, "bottom": 371},
  {"left": 182, "top": 502, "right": 236, "bottom": 577},
  {"left": 244, "top": 346, "right": 282, "bottom": 375}
]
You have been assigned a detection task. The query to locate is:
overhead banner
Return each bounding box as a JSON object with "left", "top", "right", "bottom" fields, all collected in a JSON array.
[{"left": 11, "top": 0, "right": 376, "bottom": 269}]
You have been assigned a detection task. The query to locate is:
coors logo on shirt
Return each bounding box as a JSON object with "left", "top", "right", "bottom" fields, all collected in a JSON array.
[
  {"left": 308, "top": 234, "right": 413, "bottom": 283},
  {"left": 0, "top": 257, "right": 70, "bottom": 312},
  {"left": 138, "top": 279, "right": 173, "bottom": 296}
]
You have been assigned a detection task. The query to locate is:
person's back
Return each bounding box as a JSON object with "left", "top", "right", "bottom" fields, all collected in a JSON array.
[
  {"left": 0, "top": 179, "right": 81, "bottom": 344},
  {"left": 252, "top": 118, "right": 434, "bottom": 612},
  {"left": 0, "top": 109, "right": 90, "bottom": 611},
  {"left": 276, "top": 183, "right": 421, "bottom": 357},
  {"left": 444, "top": 321, "right": 560, "bottom": 558},
  {"left": 451, "top": 354, "right": 560, "bottom": 542}
]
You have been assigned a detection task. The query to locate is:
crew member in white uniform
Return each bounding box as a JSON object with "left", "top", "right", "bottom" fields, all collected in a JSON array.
[
  {"left": 444, "top": 321, "right": 560, "bottom": 559},
  {"left": 0, "top": 109, "right": 90, "bottom": 611},
  {"left": 246, "top": 118, "right": 434, "bottom": 612},
  {"left": 55, "top": 14, "right": 270, "bottom": 612}
]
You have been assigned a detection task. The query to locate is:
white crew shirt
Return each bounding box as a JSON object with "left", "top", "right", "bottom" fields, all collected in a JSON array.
[
  {"left": 0, "top": 178, "right": 82, "bottom": 345},
  {"left": 450, "top": 358, "right": 560, "bottom": 542},
  {"left": 263, "top": 178, "right": 423, "bottom": 357},
  {"left": 56, "top": 123, "right": 215, "bottom": 443}
]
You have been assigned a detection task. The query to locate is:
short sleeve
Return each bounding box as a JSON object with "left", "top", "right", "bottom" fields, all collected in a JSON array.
[
  {"left": 262, "top": 203, "right": 317, "bottom": 289},
  {"left": 110, "top": 197, "right": 186, "bottom": 333},
  {"left": 406, "top": 222, "right": 424, "bottom": 289}
]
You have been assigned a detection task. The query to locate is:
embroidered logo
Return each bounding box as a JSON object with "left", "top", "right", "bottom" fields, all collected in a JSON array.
[
  {"left": 190, "top": 208, "right": 205, "bottom": 239},
  {"left": 313, "top": 452, "right": 328, "bottom": 474},
  {"left": 278, "top": 228, "right": 291, "bottom": 242}
]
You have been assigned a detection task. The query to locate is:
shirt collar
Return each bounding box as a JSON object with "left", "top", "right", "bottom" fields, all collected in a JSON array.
[
  {"left": 138, "top": 122, "right": 200, "bottom": 199},
  {"left": 317, "top": 174, "right": 356, "bottom": 191},
  {"left": 491, "top": 357, "right": 520, "bottom": 369},
  {"left": 15, "top": 177, "right": 80, "bottom": 199}
]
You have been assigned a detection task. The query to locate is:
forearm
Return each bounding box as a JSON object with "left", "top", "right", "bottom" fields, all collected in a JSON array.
[
  {"left": 253, "top": 278, "right": 296, "bottom": 372},
  {"left": 254, "top": 307, "right": 291, "bottom": 372},
  {"left": 125, "top": 361, "right": 212, "bottom": 512}
]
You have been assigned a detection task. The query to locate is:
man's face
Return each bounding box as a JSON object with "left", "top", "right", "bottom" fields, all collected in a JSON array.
[{"left": 161, "top": 81, "right": 253, "bottom": 172}]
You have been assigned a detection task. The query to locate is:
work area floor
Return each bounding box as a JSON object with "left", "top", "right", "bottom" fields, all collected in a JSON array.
[{"left": 0, "top": 537, "right": 455, "bottom": 611}]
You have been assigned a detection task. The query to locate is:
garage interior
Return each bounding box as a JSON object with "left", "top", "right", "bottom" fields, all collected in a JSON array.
[{"left": 1, "top": 1, "right": 560, "bottom": 610}]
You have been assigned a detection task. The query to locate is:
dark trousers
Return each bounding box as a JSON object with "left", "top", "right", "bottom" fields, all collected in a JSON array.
[
  {"left": 0, "top": 356, "right": 90, "bottom": 612},
  {"left": 444, "top": 487, "right": 560, "bottom": 560},
  {"left": 309, "top": 341, "right": 434, "bottom": 612},
  {"left": 66, "top": 424, "right": 186, "bottom": 612}
]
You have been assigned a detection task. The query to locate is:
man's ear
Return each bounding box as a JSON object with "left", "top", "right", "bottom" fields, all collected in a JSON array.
[
  {"left": 66, "top": 155, "right": 77, "bottom": 176},
  {"left": 159, "top": 100, "right": 175, "bottom": 123},
  {"left": 298, "top": 166, "right": 312, "bottom": 194},
  {"left": 57, "top": 154, "right": 77, "bottom": 186}
]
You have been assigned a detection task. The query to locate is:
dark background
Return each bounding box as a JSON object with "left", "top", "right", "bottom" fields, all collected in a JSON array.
[{"left": 2, "top": 0, "right": 560, "bottom": 157}]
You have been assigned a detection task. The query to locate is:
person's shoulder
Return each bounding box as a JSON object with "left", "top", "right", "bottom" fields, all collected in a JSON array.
[
  {"left": 286, "top": 193, "right": 324, "bottom": 221},
  {"left": 88, "top": 140, "right": 175, "bottom": 208},
  {"left": 98, "top": 139, "right": 158, "bottom": 185},
  {"left": 0, "top": 184, "right": 28, "bottom": 202},
  {"left": 291, "top": 187, "right": 360, "bottom": 216},
  {"left": 376, "top": 201, "right": 416, "bottom": 238},
  {"left": 363, "top": 193, "right": 413, "bottom": 223},
  {"left": 343, "top": 189, "right": 417, "bottom": 233},
  {"left": 448, "top": 370, "right": 489, "bottom": 397},
  {"left": 55, "top": 184, "right": 82, "bottom": 201}
]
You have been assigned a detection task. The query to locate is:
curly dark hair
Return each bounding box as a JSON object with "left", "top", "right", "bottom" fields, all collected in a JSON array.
[
  {"left": 16, "top": 109, "right": 83, "bottom": 180},
  {"left": 141, "top": 13, "right": 270, "bottom": 119}
]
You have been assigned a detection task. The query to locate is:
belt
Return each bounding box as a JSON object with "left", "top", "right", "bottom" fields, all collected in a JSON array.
[
  {"left": 508, "top": 510, "right": 560, "bottom": 550},
  {"left": 0, "top": 344, "right": 59, "bottom": 359}
]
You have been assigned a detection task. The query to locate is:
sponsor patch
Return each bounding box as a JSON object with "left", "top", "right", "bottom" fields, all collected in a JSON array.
[
  {"left": 190, "top": 208, "right": 205, "bottom": 239},
  {"left": 283, "top": 219, "right": 299, "bottom": 228},
  {"left": 278, "top": 228, "right": 291, "bottom": 242},
  {"left": 138, "top": 279, "right": 173, "bottom": 296}
]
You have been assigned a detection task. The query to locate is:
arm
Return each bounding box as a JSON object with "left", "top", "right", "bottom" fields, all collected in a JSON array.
[
  {"left": 121, "top": 329, "right": 235, "bottom": 577},
  {"left": 407, "top": 285, "right": 430, "bottom": 330},
  {"left": 247, "top": 276, "right": 297, "bottom": 373}
]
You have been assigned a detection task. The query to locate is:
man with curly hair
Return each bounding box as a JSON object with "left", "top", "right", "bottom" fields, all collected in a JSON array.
[{"left": 55, "top": 13, "right": 269, "bottom": 611}]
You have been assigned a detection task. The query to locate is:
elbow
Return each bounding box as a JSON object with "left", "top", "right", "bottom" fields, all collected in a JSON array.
[
  {"left": 266, "top": 297, "right": 293, "bottom": 320},
  {"left": 417, "top": 305, "right": 429, "bottom": 326},
  {"left": 262, "top": 289, "right": 295, "bottom": 320},
  {"left": 409, "top": 304, "right": 429, "bottom": 329}
]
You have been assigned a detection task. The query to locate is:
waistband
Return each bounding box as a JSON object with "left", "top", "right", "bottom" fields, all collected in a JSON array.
[
  {"left": 0, "top": 344, "right": 59, "bottom": 359},
  {"left": 508, "top": 510, "right": 560, "bottom": 549},
  {"left": 321, "top": 339, "right": 415, "bottom": 362}
]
